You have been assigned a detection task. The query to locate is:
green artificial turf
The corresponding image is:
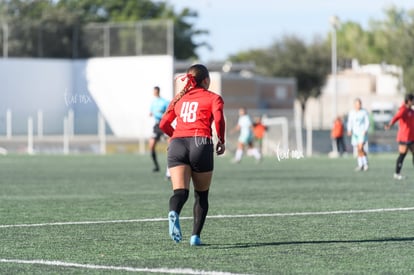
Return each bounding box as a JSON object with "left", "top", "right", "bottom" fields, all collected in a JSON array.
[{"left": 0, "top": 153, "right": 413, "bottom": 274}]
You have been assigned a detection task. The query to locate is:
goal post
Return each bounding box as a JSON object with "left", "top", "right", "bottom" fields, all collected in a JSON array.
[
  {"left": 261, "top": 116, "right": 289, "bottom": 156},
  {"left": 261, "top": 112, "right": 305, "bottom": 157}
]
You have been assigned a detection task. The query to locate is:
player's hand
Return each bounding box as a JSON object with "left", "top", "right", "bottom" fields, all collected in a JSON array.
[
  {"left": 347, "top": 131, "right": 352, "bottom": 137},
  {"left": 216, "top": 142, "right": 225, "bottom": 155},
  {"left": 384, "top": 124, "right": 390, "bottom": 130}
]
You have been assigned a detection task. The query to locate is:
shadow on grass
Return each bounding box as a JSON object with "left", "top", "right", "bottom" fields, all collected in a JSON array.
[{"left": 210, "top": 237, "right": 414, "bottom": 249}]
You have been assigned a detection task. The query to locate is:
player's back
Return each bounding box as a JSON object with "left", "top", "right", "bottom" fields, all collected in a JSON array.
[{"left": 172, "top": 88, "right": 223, "bottom": 138}]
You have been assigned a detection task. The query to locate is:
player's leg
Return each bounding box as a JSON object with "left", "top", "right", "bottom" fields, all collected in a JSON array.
[
  {"left": 409, "top": 142, "right": 414, "bottom": 179},
  {"left": 150, "top": 124, "right": 164, "bottom": 172},
  {"left": 169, "top": 165, "right": 192, "bottom": 212},
  {"left": 335, "top": 138, "right": 340, "bottom": 154},
  {"left": 340, "top": 137, "right": 347, "bottom": 155},
  {"left": 257, "top": 138, "right": 263, "bottom": 155},
  {"left": 351, "top": 134, "right": 361, "bottom": 170},
  {"left": 394, "top": 143, "right": 408, "bottom": 179},
  {"left": 356, "top": 141, "right": 368, "bottom": 171},
  {"left": 189, "top": 139, "right": 214, "bottom": 245},
  {"left": 149, "top": 136, "right": 160, "bottom": 172},
  {"left": 247, "top": 142, "right": 261, "bottom": 161},
  {"left": 409, "top": 143, "right": 414, "bottom": 167},
  {"left": 355, "top": 143, "right": 363, "bottom": 170},
  {"left": 361, "top": 142, "right": 368, "bottom": 170},
  {"left": 191, "top": 171, "right": 212, "bottom": 246},
  {"left": 167, "top": 138, "right": 191, "bottom": 243},
  {"left": 337, "top": 137, "right": 345, "bottom": 155},
  {"left": 358, "top": 133, "right": 369, "bottom": 170},
  {"left": 408, "top": 143, "right": 414, "bottom": 155},
  {"left": 168, "top": 165, "right": 191, "bottom": 243},
  {"left": 234, "top": 141, "right": 245, "bottom": 163}
]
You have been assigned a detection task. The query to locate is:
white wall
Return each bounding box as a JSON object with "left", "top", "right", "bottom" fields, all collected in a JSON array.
[
  {"left": 0, "top": 58, "right": 72, "bottom": 135},
  {"left": 0, "top": 56, "right": 174, "bottom": 137},
  {"left": 85, "top": 55, "right": 173, "bottom": 138}
]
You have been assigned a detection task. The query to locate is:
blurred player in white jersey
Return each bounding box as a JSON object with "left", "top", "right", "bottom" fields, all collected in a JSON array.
[
  {"left": 232, "top": 107, "right": 261, "bottom": 163},
  {"left": 347, "top": 98, "right": 370, "bottom": 171}
]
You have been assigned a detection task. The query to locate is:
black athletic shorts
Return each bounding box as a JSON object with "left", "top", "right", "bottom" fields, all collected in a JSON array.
[
  {"left": 152, "top": 123, "right": 164, "bottom": 141},
  {"left": 167, "top": 137, "right": 214, "bottom": 172},
  {"left": 398, "top": 141, "right": 414, "bottom": 146}
]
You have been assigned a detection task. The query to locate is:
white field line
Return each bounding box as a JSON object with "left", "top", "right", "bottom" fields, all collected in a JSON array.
[
  {"left": 0, "top": 259, "right": 248, "bottom": 275},
  {"left": 1, "top": 207, "right": 414, "bottom": 229}
]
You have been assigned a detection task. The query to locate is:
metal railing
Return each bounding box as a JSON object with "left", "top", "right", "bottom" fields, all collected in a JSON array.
[{"left": 1, "top": 19, "right": 173, "bottom": 58}]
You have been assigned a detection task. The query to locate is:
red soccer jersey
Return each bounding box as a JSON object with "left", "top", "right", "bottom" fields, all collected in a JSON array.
[
  {"left": 389, "top": 103, "right": 414, "bottom": 142},
  {"left": 159, "top": 88, "right": 225, "bottom": 144}
]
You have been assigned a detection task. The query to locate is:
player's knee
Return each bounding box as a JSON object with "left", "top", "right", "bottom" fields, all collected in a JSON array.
[
  {"left": 173, "top": 189, "right": 189, "bottom": 202},
  {"left": 194, "top": 190, "right": 209, "bottom": 209},
  {"left": 398, "top": 152, "right": 407, "bottom": 160},
  {"left": 169, "top": 189, "right": 189, "bottom": 214}
]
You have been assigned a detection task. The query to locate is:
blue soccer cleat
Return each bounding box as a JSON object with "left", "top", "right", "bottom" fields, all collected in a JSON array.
[
  {"left": 168, "top": 211, "right": 182, "bottom": 243},
  {"left": 190, "top": 235, "right": 202, "bottom": 246}
]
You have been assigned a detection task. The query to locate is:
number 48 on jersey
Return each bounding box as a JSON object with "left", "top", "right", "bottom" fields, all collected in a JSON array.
[{"left": 180, "top": 102, "right": 199, "bottom": 123}]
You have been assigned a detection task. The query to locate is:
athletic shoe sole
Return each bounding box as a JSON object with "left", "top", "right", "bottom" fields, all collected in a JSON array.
[{"left": 168, "top": 211, "right": 182, "bottom": 243}]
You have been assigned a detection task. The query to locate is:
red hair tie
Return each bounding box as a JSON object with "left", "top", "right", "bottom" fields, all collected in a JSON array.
[{"left": 180, "top": 73, "right": 197, "bottom": 90}]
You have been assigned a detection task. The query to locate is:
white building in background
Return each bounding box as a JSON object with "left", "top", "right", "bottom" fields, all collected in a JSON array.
[
  {"left": 306, "top": 60, "right": 405, "bottom": 129},
  {"left": 0, "top": 56, "right": 174, "bottom": 137}
]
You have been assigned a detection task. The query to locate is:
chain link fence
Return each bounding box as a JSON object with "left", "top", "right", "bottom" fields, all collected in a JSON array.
[{"left": 1, "top": 19, "right": 173, "bottom": 58}]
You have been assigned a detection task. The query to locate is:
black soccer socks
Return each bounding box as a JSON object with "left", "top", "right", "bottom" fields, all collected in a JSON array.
[
  {"left": 169, "top": 189, "right": 189, "bottom": 215},
  {"left": 396, "top": 152, "right": 407, "bottom": 174},
  {"left": 192, "top": 189, "right": 209, "bottom": 236}
]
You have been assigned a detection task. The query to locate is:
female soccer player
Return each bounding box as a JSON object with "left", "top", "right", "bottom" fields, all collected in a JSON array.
[
  {"left": 159, "top": 64, "right": 225, "bottom": 246},
  {"left": 232, "top": 107, "right": 261, "bottom": 163},
  {"left": 331, "top": 115, "right": 346, "bottom": 156},
  {"left": 253, "top": 116, "right": 267, "bottom": 155},
  {"left": 384, "top": 94, "right": 414, "bottom": 180},
  {"left": 347, "top": 98, "right": 370, "bottom": 171}
]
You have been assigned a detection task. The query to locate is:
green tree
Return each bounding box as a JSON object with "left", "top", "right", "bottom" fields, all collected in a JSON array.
[
  {"left": 334, "top": 6, "right": 414, "bottom": 93},
  {"left": 231, "top": 35, "right": 331, "bottom": 112},
  {"left": 0, "top": 0, "right": 78, "bottom": 58},
  {"left": 1, "top": 0, "right": 209, "bottom": 59},
  {"left": 370, "top": 6, "right": 414, "bottom": 93},
  {"left": 230, "top": 6, "right": 414, "bottom": 112},
  {"left": 335, "top": 22, "right": 380, "bottom": 65}
]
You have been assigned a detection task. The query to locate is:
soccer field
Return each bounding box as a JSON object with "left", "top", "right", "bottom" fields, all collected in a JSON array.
[{"left": 1, "top": 153, "right": 414, "bottom": 274}]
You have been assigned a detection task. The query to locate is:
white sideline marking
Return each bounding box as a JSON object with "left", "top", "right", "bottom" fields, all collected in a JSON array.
[
  {"left": 0, "top": 259, "right": 247, "bottom": 275},
  {"left": 0, "top": 218, "right": 172, "bottom": 228},
  {"left": 209, "top": 207, "right": 414, "bottom": 219},
  {"left": 1, "top": 207, "right": 414, "bottom": 229}
]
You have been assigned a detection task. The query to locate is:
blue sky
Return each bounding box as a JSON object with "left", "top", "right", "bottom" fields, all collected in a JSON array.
[{"left": 167, "top": 0, "right": 414, "bottom": 62}]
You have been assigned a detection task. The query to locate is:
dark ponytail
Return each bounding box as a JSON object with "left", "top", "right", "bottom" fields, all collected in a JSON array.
[
  {"left": 404, "top": 93, "right": 414, "bottom": 104},
  {"left": 165, "top": 64, "right": 210, "bottom": 113}
]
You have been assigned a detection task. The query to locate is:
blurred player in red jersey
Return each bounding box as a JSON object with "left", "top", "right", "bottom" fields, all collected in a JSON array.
[
  {"left": 384, "top": 94, "right": 414, "bottom": 180},
  {"left": 253, "top": 116, "right": 267, "bottom": 155},
  {"left": 331, "top": 115, "right": 346, "bottom": 156},
  {"left": 159, "top": 64, "right": 225, "bottom": 246}
]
